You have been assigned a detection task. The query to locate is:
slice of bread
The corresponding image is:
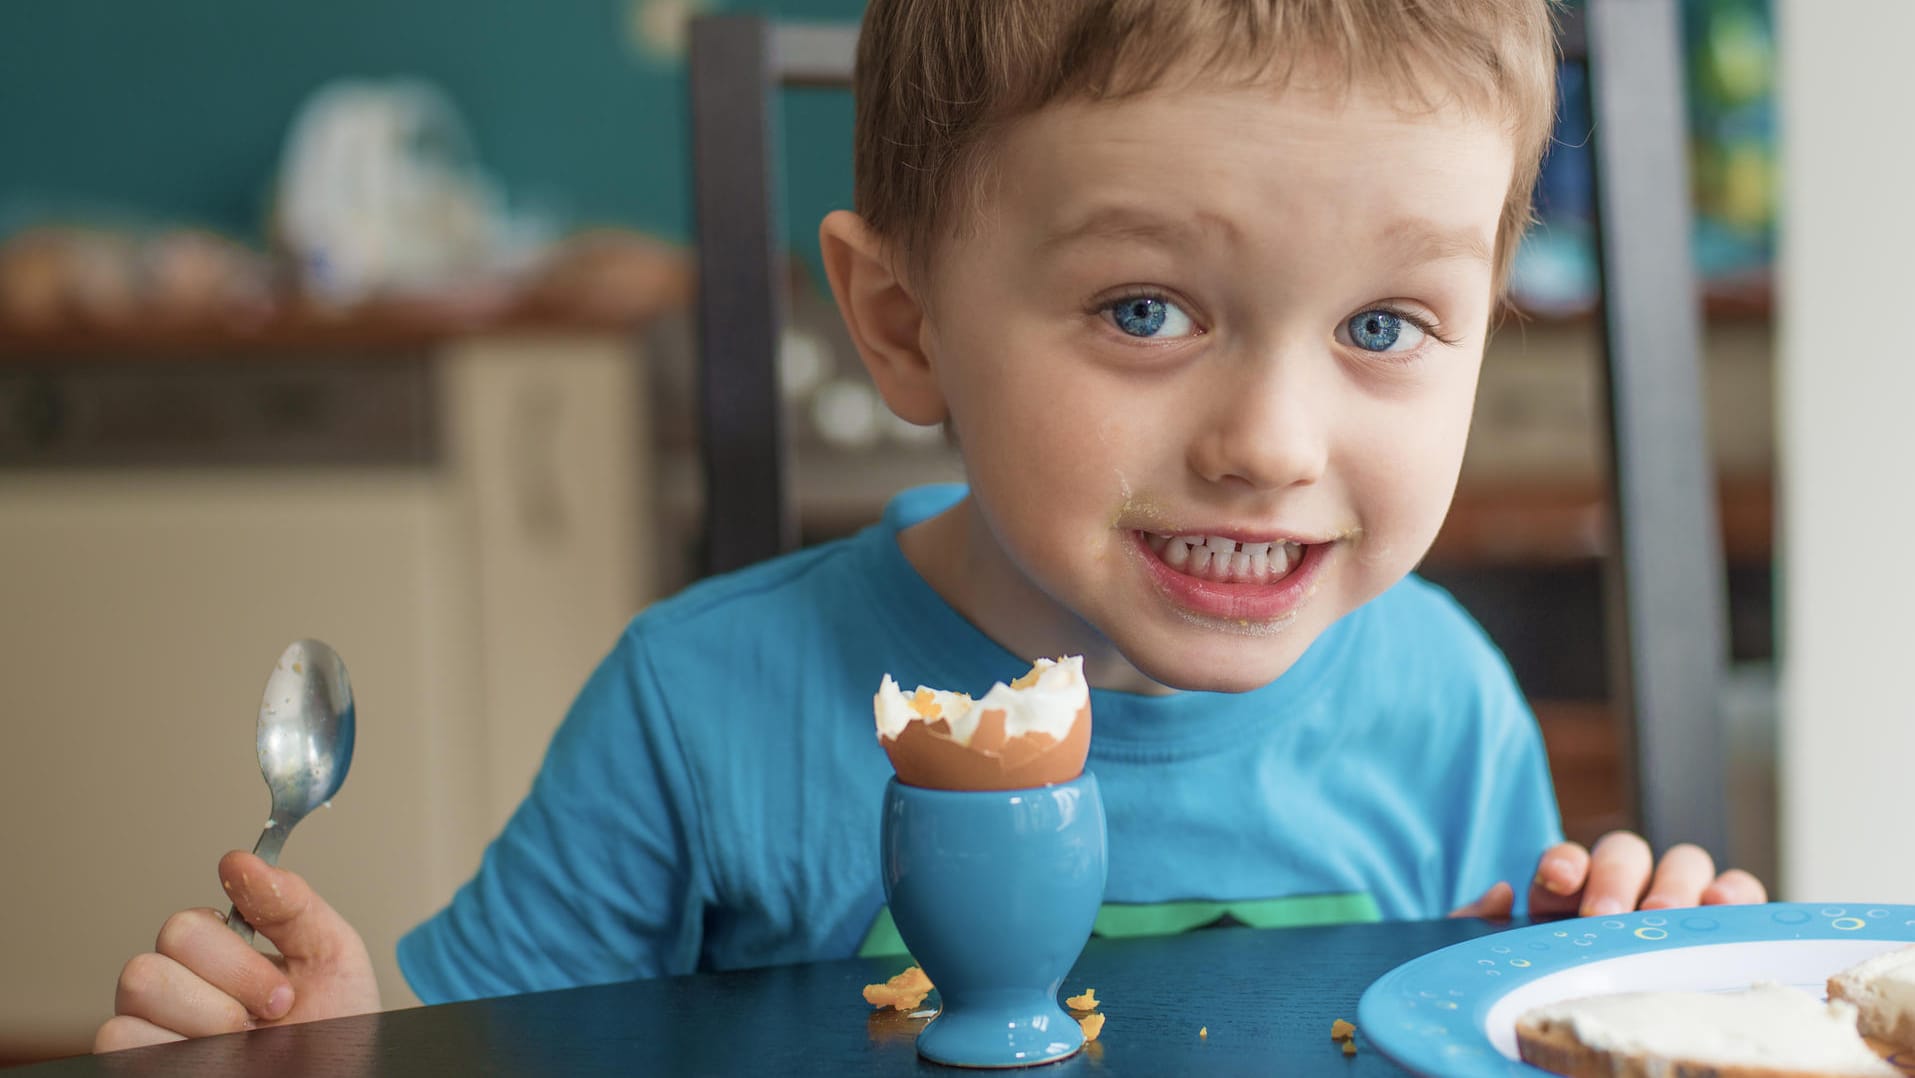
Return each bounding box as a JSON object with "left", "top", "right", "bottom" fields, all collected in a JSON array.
[
  {"left": 1829, "top": 943, "right": 1915, "bottom": 1052},
  {"left": 1516, "top": 984, "right": 1900, "bottom": 1078}
]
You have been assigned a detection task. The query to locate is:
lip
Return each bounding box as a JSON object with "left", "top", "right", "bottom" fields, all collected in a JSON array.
[
  {"left": 1142, "top": 525, "right": 1333, "bottom": 546},
  {"left": 1129, "top": 529, "right": 1330, "bottom": 623}
]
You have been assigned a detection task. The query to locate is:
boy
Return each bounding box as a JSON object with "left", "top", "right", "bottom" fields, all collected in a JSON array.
[{"left": 97, "top": 0, "right": 1763, "bottom": 1050}]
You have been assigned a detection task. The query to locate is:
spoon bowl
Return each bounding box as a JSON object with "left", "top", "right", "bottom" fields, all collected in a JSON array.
[{"left": 228, "top": 639, "right": 355, "bottom": 942}]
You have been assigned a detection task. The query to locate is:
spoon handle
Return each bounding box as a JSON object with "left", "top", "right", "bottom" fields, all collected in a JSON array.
[{"left": 227, "top": 818, "right": 296, "bottom": 944}]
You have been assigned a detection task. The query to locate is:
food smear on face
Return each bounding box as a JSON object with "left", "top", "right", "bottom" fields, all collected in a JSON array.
[
  {"left": 874, "top": 656, "right": 1091, "bottom": 790},
  {"left": 862, "top": 965, "right": 934, "bottom": 1011}
]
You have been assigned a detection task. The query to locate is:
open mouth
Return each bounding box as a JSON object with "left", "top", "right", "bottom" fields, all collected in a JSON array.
[
  {"left": 1140, "top": 533, "right": 1308, "bottom": 586},
  {"left": 1131, "top": 529, "right": 1328, "bottom": 624}
]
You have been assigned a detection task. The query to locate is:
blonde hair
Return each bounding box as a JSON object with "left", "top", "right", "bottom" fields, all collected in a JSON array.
[{"left": 853, "top": 0, "right": 1560, "bottom": 292}]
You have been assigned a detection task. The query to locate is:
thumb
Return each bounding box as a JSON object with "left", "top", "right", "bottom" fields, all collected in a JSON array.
[
  {"left": 1449, "top": 880, "right": 1515, "bottom": 920},
  {"left": 219, "top": 851, "right": 359, "bottom": 966}
]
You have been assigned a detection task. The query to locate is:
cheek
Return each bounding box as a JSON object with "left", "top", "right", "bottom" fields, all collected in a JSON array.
[
  {"left": 942, "top": 328, "right": 1128, "bottom": 489},
  {"left": 957, "top": 397, "right": 1144, "bottom": 574},
  {"left": 969, "top": 411, "right": 1132, "bottom": 532},
  {"left": 1346, "top": 389, "right": 1477, "bottom": 550}
]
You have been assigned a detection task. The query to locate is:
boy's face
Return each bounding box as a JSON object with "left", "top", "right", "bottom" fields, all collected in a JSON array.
[{"left": 883, "top": 74, "right": 1514, "bottom": 693}]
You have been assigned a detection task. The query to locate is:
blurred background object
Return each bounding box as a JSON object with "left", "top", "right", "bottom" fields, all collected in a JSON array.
[
  {"left": 0, "top": 227, "right": 271, "bottom": 332},
  {"left": 1509, "top": 0, "right": 1776, "bottom": 318},
  {"left": 1774, "top": 0, "right": 1915, "bottom": 906},
  {"left": 272, "top": 78, "right": 531, "bottom": 309}
]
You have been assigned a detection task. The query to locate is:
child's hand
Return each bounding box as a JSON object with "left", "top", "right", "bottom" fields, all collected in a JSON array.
[
  {"left": 93, "top": 851, "right": 381, "bottom": 1052},
  {"left": 1449, "top": 831, "right": 1767, "bottom": 920}
]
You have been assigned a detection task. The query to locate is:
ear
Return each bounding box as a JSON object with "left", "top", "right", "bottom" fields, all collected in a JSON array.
[{"left": 818, "top": 210, "right": 948, "bottom": 426}]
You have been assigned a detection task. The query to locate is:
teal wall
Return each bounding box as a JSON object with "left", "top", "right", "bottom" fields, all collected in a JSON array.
[{"left": 0, "top": 1, "right": 864, "bottom": 267}]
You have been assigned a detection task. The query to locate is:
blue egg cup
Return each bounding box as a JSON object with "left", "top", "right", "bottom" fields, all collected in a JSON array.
[{"left": 880, "top": 773, "right": 1108, "bottom": 1069}]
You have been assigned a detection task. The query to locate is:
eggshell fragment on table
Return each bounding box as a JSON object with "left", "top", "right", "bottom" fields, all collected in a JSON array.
[
  {"left": 862, "top": 965, "right": 934, "bottom": 1011},
  {"left": 874, "top": 656, "right": 1091, "bottom": 791},
  {"left": 1079, "top": 1011, "right": 1106, "bottom": 1042}
]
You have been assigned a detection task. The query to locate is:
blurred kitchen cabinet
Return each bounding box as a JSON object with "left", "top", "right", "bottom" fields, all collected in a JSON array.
[{"left": 0, "top": 333, "right": 654, "bottom": 1061}]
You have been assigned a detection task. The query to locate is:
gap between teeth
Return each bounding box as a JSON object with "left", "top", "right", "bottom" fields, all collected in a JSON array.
[{"left": 1146, "top": 534, "right": 1302, "bottom": 583}]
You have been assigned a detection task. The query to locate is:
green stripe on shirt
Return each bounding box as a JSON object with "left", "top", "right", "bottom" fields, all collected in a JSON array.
[{"left": 856, "top": 893, "right": 1381, "bottom": 958}]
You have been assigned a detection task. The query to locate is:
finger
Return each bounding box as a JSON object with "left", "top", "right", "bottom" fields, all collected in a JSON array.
[
  {"left": 219, "top": 851, "right": 353, "bottom": 966},
  {"left": 1533, "top": 843, "right": 1589, "bottom": 897},
  {"left": 1579, "top": 831, "right": 1654, "bottom": 917},
  {"left": 1701, "top": 868, "right": 1768, "bottom": 906},
  {"left": 156, "top": 907, "right": 295, "bottom": 1021},
  {"left": 1641, "top": 844, "right": 1717, "bottom": 910},
  {"left": 1450, "top": 881, "right": 1515, "bottom": 920},
  {"left": 94, "top": 1014, "right": 187, "bottom": 1054},
  {"left": 114, "top": 952, "right": 254, "bottom": 1039},
  {"left": 1527, "top": 842, "right": 1591, "bottom": 918}
]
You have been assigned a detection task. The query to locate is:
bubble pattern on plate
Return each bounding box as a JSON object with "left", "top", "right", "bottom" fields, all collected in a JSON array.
[{"left": 1357, "top": 903, "right": 1915, "bottom": 1078}]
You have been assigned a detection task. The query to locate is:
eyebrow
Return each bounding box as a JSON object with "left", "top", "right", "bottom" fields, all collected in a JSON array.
[
  {"left": 1037, "top": 205, "right": 1241, "bottom": 255},
  {"left": 1382, "top": 219, "right": 1495, "bottom": 267},
  {"left": 1039, "top": 205, "right": 1494, "bottom": 267}
]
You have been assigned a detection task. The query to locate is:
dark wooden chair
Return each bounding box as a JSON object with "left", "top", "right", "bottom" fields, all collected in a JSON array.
[{"left": 685, "top": 6, "right": 1730, "bottom": 855}]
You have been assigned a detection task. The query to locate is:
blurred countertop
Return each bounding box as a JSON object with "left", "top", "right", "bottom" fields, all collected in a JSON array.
[{"left": 0, "top": 228, "right": 695, "bottom": 361}]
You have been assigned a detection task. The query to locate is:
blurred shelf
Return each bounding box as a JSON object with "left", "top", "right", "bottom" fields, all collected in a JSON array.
[
  {"left": 1429, "top": 474, "right": 1772, "bottom": 569},
  {"left": 1533, "top": 698, "right": 1631, "bottom": 848},
  {"left": 1504, "top": 275, "right": 1774, "bottom": 327},
  {"left": 655, "top": 444, "right": 966, "bottom": 526},
  {"left": 0, "top": 300, "right": 659, "bottom": 361}
]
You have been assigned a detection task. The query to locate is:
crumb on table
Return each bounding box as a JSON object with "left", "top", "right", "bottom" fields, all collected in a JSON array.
[
  {"left": 862, "top": 965, "right": 934, "bottom": 1011},
  {"left": 1078, "top": 1011, "right": 1106, "bottom": 1042},
  {"left": 1342, "top": 1038, "right": 1358, "bottom": 1057},
  {"left": 1199, "top": 1025, "right": 1207, "bottom": 1038},
  {"left": 1066, "top": 988, "right": 1098, "bottom": 1011},
  {"left": 1331, "top": 1018, "right": 1356, "bottom": 1042}
]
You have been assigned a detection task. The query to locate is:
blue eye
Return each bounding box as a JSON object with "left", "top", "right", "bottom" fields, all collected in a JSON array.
[
  {"left": 1105, "top": 295, "right": 1196, "bottom": 339},
  {"left": 1342, "top": 309, "right": 1427, "bottom": 353}
]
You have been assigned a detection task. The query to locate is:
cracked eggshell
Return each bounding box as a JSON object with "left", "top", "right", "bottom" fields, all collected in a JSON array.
[{"left": 875, "top": 658, "right": 1091, "bottom": 791}]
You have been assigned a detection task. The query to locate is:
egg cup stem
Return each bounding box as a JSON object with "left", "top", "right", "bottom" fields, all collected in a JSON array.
[{"left": 879, "top": 774, "right": 1109, "bottom": 1068}]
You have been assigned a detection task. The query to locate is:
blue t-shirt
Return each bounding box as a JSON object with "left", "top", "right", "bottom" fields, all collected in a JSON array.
[{"left": 398, "top": 485, "right": 1562, "bottom": 1004}]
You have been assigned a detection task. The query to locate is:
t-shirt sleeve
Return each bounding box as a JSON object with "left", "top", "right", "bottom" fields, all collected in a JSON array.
[
  {"left": 396, "top": 625, "right": 708, "bottom": 1004},
  {"left": 1444, "top": 650, "right": 1566, "bottom": 917}
]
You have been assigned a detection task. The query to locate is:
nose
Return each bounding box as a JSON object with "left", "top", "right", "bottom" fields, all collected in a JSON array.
[{"left": 1185, "top": 351, "right": 1329, "bottom": 492}]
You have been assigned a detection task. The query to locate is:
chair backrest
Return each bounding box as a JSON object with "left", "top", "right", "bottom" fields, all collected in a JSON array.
[
  {"left": 683, "top": 6, "right": 1729, "bottom": 856},
  {"left": 1577, "top": 2, "right": 1730, "bottom": 857},
  {"left": 687, "top": 17, "right": 857, "bottom": 577}
]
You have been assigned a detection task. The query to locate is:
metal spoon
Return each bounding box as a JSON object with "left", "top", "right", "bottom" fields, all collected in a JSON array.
[{"left": 227, "top": 639, "right": 355, "bottom": 943}]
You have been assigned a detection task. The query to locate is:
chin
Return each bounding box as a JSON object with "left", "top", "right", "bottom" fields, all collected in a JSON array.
[{"left": 1117, "top": 632, "right": 1314, "bottom": 695}]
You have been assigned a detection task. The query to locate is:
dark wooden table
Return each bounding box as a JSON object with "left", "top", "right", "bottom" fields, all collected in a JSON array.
[{"left": 20, "top": 918, "right": 1518, "bottom": 1077}]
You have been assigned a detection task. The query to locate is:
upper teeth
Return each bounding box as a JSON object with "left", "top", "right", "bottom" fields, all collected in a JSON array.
[
  {"left": 1168, "top": 534, "right": 1295, "bottom": 556},
  {"left": 1150, "top": 533, "right": 1302, "bottom": 577}
]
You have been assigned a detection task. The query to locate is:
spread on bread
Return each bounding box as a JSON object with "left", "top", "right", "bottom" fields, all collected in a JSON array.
[{"left": 1517, "top": 983, "right": 1900, "bottom": 1078}]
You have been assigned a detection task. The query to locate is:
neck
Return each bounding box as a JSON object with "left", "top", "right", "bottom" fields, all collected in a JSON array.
[{"left": 897, "top": 494, "right": 1174, "bottom": 696}]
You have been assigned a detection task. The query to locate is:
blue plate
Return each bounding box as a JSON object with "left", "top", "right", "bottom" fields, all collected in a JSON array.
[{"left": 1358, "top": 902, "right": 1915, "bottom": 1077}]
